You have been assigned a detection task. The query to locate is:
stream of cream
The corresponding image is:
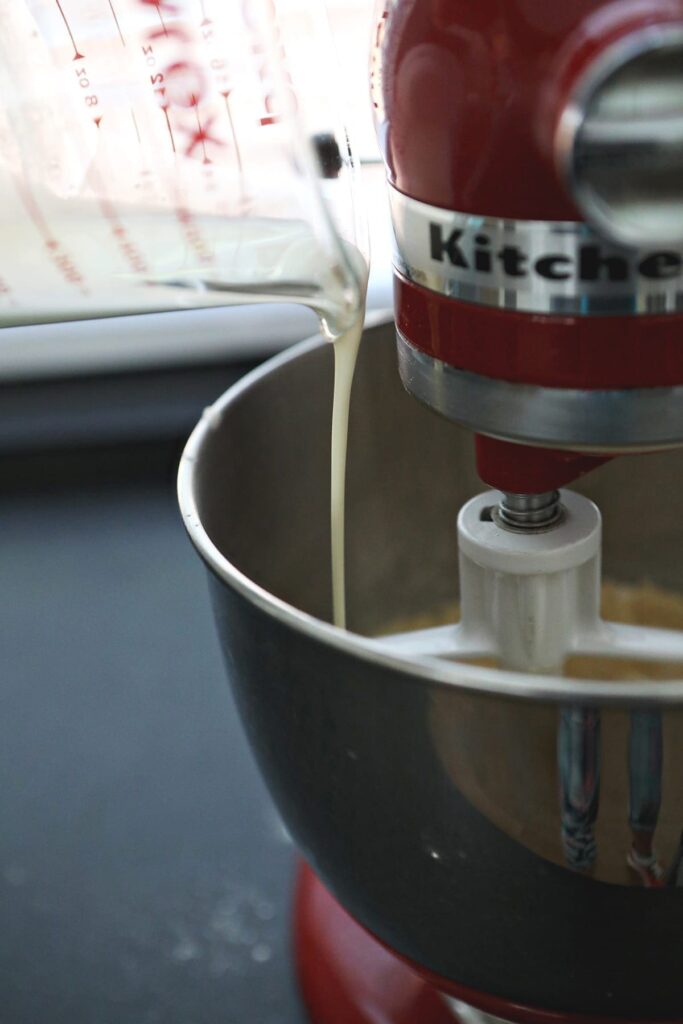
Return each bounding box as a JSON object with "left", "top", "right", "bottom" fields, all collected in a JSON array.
[{"left": 330, "top": 306, "right": 365, "bottom": 628}]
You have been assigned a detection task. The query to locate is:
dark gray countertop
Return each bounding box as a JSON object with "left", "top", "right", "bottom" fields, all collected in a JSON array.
[{"left": 1, "top": 443, "right": 307, "bottom": 1024}]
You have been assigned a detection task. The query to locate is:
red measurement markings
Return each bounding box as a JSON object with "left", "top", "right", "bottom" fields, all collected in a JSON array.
[
  {"left": 242, "top": 0, "right": 296, "bottom": 127},
  {"left": 44, "top": 239, "right": 87, "bottom": 290},
  {"left": 139, "top": 0, "right": 176, "bottom": 38},
  {"left": 198, "top": 19, "right": 229, "bottom": 97},
  {"left": 198, "top": 0, "right": 210, "bottom": 27},
  {"left": 182, "top": 104, "right": 219, "bottom": 163},
  {"left": 134, "top": 0, "right": 218, "bottom": 268},
  {"left": 162, "top": 61, "right": 204, "bottom": 108},
  {"left": 161, "top": 107, "right": 177, "bottom": 152},
  {"left": 134, "top": 166, "right": 157, "bottom": 203},
  {"left": 175, "top": 206, "right": 213, "bottom": 266},
  {"left": 98, "top": 196, "right": 149, "bottom": 275},
  {"left": 221, "top": 92, "right": 243, "bottom": 175},
  {"left": 55, "top": 0, "right": 84, "bottom": 60},
  {"left": 14, "top": 179, "right": 88, "bottom": 294},
  {"left": 141, "top": 43, "right": 176, "bottom": 151},
  {"left": 138, "top": 1, "right": 223, "bottom": 165},
  {"left": 200, "top": 160, "right": 218, "bottom": 195},
  {"left": 197, "top": 17, "right": 242, "bottom": 171},
  {"left": 108, "top": 0, "right": 126, "bottom": 46},
  {"left": 73, "top": 63, "right": 100, "bottom": 122}
]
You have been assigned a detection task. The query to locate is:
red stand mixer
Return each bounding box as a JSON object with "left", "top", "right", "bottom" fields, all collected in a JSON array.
[
  {"left": 179, "top": 3, "right": 683, "bottom": 1023},
  {"left": 298, "top": 3, "right": 683, "bottom": 1022}
]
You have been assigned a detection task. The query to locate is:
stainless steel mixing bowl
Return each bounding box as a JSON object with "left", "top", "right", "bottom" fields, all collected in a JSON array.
[{"left": 178, "top": 315, "right": 683, "bottom": 1019}]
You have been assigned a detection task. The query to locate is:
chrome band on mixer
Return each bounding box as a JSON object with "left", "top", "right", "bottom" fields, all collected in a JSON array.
[
  {"left": 396, "top": 330, "right": 683, "bottom": 450},
  {"left": 388, "top": 186, "right": 683, "bottom": 316}
]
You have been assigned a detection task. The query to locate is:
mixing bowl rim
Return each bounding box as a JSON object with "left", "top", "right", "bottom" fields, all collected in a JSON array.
[{"left": 177, "top": 316, "right": 683, "bottom": 707}]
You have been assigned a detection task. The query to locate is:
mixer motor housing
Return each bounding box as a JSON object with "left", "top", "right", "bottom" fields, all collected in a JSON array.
[{"left": 372, "top": 0, "right": 683, "bottom": 490}]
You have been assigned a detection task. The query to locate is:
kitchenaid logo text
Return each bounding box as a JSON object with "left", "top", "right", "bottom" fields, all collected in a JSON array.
[
  {"left": 388, "top": 187, "right": 683, "bottom": 315},
  {"left": 429, "top": 224, "right": 683, "bottom": 283}
]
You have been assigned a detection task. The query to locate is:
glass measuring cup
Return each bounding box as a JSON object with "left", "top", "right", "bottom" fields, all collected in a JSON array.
[{"left": 0, "top": 0, "right": 366, "bottom": 334}]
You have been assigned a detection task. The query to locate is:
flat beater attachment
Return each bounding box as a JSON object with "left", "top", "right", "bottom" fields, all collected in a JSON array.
[{"left": 380, "top": 490, "right": 683, "bottom": 675}]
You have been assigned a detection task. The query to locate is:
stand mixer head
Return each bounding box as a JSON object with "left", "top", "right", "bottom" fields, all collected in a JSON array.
[
  {"left": 373, "top": 0, "right": 683, "bottom": 675},
  {"left": 373, "top": 0, "right": 683, "bottom": 478}
]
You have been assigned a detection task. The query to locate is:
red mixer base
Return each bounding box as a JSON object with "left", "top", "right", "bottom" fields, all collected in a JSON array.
[
  {"left": 293, "top": 862, "right": 646, "bottom": 1024},
  {"left": 293, "top": 861, "right": 455, "bottom": 1024}
]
